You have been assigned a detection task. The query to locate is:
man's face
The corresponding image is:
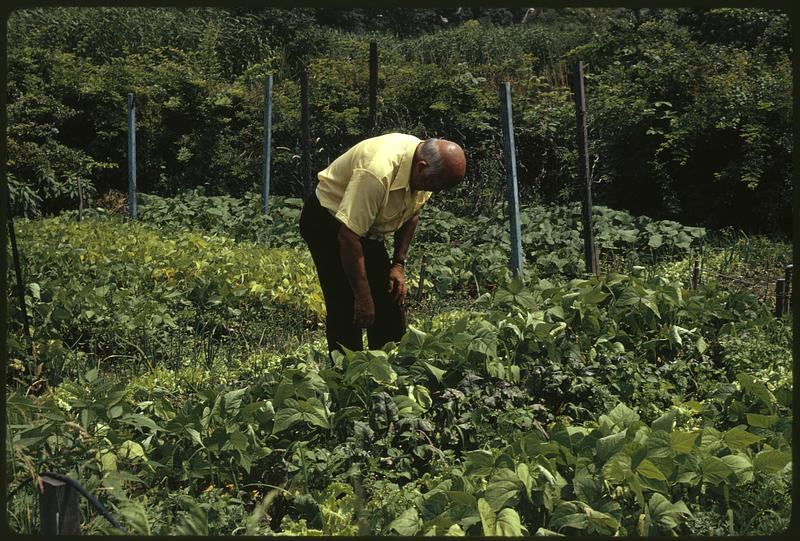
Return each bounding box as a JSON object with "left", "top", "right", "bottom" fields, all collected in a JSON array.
[
  {"left": 413, "top": 170, "right": 453, "bottom": 193},
  {"left": 410, "top": 163, "right": 460, "bottom": 193}
]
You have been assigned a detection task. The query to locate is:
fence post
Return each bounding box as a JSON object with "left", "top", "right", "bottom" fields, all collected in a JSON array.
[
  {"left": 572, "top": 60, "right": 598, "bottom": 275},
  {"left": 416, "top": 254, "right": 428, "bottom": 303},
  {"left": 692, "top": 254, "right": 700, "bottom": 289},
  {"left": 369, "top": 41, "right": 378, "bottom": 134},
  {"left": 499, "top": 82, "right": 524, "bottom": 279},
  {"left": 76, "top": 175, "right": 84, "bottom": 222},
  {"left": 775, "top": 279, "right": 785, "bottom": 318},
  {"left": 127, "top": 93, "right": 137, "bottom": 219},
  {"left": 300, "top": 67, "right": 312, "bottom": 199},
  {"left": 262, "top": 74, "right": 273, "bottom": 214},
  {"left": 6, "top": 197, "right": 34, "bottom": 358},
  {"left": 784, "top": 264, "right": 793, "bottom": 314},
  {"left": 39, "top": 475, "right": 81, "bottom": 535}
]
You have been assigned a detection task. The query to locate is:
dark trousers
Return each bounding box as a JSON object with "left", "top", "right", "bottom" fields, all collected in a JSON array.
[{"left": 300, "top": 193, "right": 406, "bottom": 353}]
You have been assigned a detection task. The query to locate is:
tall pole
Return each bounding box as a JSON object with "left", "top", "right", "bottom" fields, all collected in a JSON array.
[
  {"left": 262, "top": 74, "right": 273, "bottom": 214},
  {"left": 784, "top": 264, "right": 793, "bottom": 314},
  {"left": 76, "top": 175, "right": 84, "bottom": 222},
  {"left": 300, "top": 67, "right": 312, "bottom": 199},
  {"left": 572, "top": 61, "right": 598, "bottom": 275},
  {"left": 369, "top": 41, "right": 378, "bottom": 135},
  {"left": 499, "top": 82, "right": 524, "bottom": 279},
  {"left": 127, "top": 93, "right": 137, "bottom": 219},
  {"left": 6, "top": 197, "right": 33, "bottom": 358}
]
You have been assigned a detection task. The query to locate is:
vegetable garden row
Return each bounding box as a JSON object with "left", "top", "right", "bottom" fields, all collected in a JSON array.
[{"left": 6, "top": 193, "right": 792, "bottom": 535}]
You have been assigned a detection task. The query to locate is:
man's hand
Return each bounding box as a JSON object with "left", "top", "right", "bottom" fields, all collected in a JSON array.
[
  {"left": 388, "top": 264, "right": 407, "bottom": 305},
  {"left": 353, "top": 296, "right": 375, "bottom": 328}
]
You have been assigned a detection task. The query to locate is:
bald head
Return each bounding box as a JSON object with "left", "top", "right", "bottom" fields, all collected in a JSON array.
[{"left": 410, "top": 138, "right": 466, "bottom": 192}]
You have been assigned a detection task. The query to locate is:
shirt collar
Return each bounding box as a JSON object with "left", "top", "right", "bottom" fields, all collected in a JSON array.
[{"left": 390, "top": 140, "right": 420, "bottom": 191}]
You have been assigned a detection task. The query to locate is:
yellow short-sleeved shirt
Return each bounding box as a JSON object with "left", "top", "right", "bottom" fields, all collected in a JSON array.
[{"left": 315, "top": 133, "right": 433, "bottom": 240}]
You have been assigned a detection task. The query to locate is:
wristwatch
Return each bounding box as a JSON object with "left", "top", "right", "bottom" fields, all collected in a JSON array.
[{"left": 391, "top": 257, "right": 406, "bottom": 268}]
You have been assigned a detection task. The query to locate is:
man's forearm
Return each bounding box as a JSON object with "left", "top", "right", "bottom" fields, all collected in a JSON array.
[
  {"left": 393, "top": 212, "right": 420, "bottom": 263},
  {"left": 338, "top": 225, "right": 372, "bottom": 301}
]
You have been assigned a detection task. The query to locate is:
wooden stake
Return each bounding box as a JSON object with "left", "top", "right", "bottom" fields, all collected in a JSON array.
[
  {"left": 76, "top": 175, "right": 84, "bottom": 222},
  {"left": 369, "top": 41, "right": 378, "bottom": 134},
  {"left": 262, "top": 74, "right": 274, "bottom": 214},
  {"left": 39, "top": 475, "right": 81, "bottom": 535},
  {"left": 775, "top": 279, "right": 785, "bottom": 318},
  {"left": 300, "top": 67, "right": 312, "bottom": 199},
  {"left": 6, "top": 197, "right": 33, "bottom": 358},
  {"left": 416, "top": 254, "right": 428, "bottom": 303},
  {"left": 127, "top": 93, "right": 137, "bottom": 219},
  {"left": 784, "top": 264, "right": 793, "bottom": 314},
  {"left": 572, "top": 61, "right": 598, "bottom": 275}
]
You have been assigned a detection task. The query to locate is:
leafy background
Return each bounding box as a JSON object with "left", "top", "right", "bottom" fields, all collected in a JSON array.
[
  {"left": 6, "top": 7, "right": 792, "bottom": 232},
  {"left": 5, "top": 6, "right": 793, "bottom": 537}
]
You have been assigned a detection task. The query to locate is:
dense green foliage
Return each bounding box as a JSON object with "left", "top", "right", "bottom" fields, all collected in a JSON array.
[
  {"left": 6, "top": 192, "right": 709, "bottom": 387},
  {"left": 6, "top": 194, "right": 792, "bottom": 535},
  {"left": 7, "top": 268, "right": 792, "bottom": 535},
  {"left": 4, "top": 7, "right": 793, "bottom": 535},
  {"left": 6, "top": 211, "right": 323, "bottom": 388},
  {"left": 6, "top": 7, "right": 792, "bottom": 232}
]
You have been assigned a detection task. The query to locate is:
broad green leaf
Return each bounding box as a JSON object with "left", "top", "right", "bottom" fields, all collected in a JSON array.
[
  {"left": 720, "top": 454, "right": 753, "bottom": 483},
  {"left": 97, "top": 449, "right": 117, "bottom": 471},
  {"left": 367, "top": 355, "right": 397, "bottom": 386},
  {"left": 223, "top": 387, "right": 248, "bottom": 415},
  {"left": 484, "top": 468, "right": 523, "bottom": 511},
  {"left": 272, "top": 409, "right": 301, "bottom": 435},
  {"left": 463, "top": 450, "right": 495, "bottom": 477},
  {"left": 641, "top": 297, "right": 661, "bottom": 319},
  {"left": 411, "top": 385, "right": 433, "bottom": 410},
  {"left": 389, "top": 508, "right": 421, "bottom": 536},
  {"left": 495, "top": 508, "right": 523, "bottom": 536},
  {"left": 186, "top": 427, "right": 204, "bottom": 448},
  {"left": 596, "top": 430, "right": 627, "bottom": 462},
  {"left": 670, "top": 431, "right": 700, "bottom": 455},
  {"left": 651, "top": 410, "right": 676, "bottom": 433},
  {"left": 478, "top": 498, "right": 496, "bottom": 536},
  {"left": 580, "top": 286, "right": 609, "bottom": 305},
  {"left": 753, "top": 449, "right": 791, "bottom": 473},
  {"left": 723, "top": 427, "right": 764, "bottom": 451},
  {"left": 118, "top": 440, "right": 146, "bottom": 460},
  {"left": 647, "top": 493, "right": 691, "bottom": 532},
  {"left": 585, "top": 507, "right": 619, "bottom": 535},
  {"left": 422, "top": 362, "right": 446, "bottom": 383},
  {"left": 602, "top": 453, "right": 632, "bottom": 482},
  {"left": 636, "top": 459, "right": 668, "bottom": 481},
  {"left": 120, "top": 414, "right": 161, "bottom": 432},
  {"left": 549, "top": 502, "right": 588, "bottom": 532},
  {"left": 607, "top": 403, "right": 639, "bottom": 428},
  {"left": 736, "top": 373, "right": 776, "bottom": 409},
  {"left": 746, "top": 413, "right": 778, "bottom": 428},
  {"left": 701, "top": 456, "right": 734, "bottom": 485},
  {"left": 696, "top": 336, "right": 708, "bottom": 354},
  {"left": 648, "top": 234, "right": 663, "bottom": 248}
]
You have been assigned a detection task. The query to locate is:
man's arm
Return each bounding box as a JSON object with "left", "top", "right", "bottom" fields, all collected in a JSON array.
[
  {"left": 338, "top": 224, "right": 375, "bottom": 328},
  {"left": 388, "top": 211, "right": 420, "bottom": 304}
]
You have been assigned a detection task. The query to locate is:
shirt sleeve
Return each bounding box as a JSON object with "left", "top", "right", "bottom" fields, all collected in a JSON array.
[{"left": 334, "top": 168, "right": 387, "bottom": 237}]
